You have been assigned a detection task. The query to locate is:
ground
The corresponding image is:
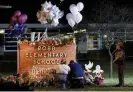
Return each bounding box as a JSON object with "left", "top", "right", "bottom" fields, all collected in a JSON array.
[
  {"left": 1, "top": 67, "right": 133, "bottom": 91},
  {"left": 0, "top": 56, "right": 133, "bottom": 91},
  {"left": 33, "top": 77, "right": 133, "bottom": 91}
]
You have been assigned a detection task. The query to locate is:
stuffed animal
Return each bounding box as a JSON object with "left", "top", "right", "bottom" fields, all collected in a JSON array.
[
  {"left": 93, "top": 65, "right": 104, "bottom": 85},
  {"left": 84, "top": 61, "right": 94, "bottom": 85},
  {"left": 84, "top": 61, "right": 93, "bottom": 72},
  {"left": 84, "top": 71, "right": 94, "bottom": 85}
]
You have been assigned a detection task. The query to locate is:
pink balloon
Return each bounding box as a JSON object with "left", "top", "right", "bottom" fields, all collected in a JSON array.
[
  {"left": 14, "top": 10, "right": 21, "bottom": 17},
  {"left": 23, "top": 14, "right": 28, "bottom": 22},
  {"left": 10, "top": 16, "right": 17, "bottom": 24},
  {"left": 23, "top": 14, "right": 28, "bottom": 20},
  {"left": 18, "top": 15, "right": 25, "bottom": 24}
]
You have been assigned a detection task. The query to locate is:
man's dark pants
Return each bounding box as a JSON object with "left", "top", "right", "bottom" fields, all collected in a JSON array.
[
  {"left": 70, "top": 78, "right": 84, "bottom": 88},
  {"left": 117, "top": 64, "right": 124, "bottom": 86}
]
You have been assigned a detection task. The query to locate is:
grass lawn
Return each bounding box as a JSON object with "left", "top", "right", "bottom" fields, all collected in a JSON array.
[
  {"left": 31, "top": 61, "right": 133, "bottom": 91},
  {"left": 0, "top": 59, "right": 133, "bottom": 91},
  {"left": 33, "top": 78, "right": 133, "bottom": 91}
]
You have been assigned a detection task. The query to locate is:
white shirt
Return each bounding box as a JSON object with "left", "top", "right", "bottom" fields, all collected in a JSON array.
[{"left": 56, "top": 64, "right": 70, "bottom": 74}]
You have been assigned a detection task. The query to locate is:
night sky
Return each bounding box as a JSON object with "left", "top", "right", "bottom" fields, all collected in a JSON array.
[{"left": 0, "top": 0, "right": 133, "bottom": 24}]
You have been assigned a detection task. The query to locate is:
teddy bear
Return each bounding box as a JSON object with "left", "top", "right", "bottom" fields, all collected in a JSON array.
[{"left": 93, "top": 65, "right": 104, "bottom": 86}]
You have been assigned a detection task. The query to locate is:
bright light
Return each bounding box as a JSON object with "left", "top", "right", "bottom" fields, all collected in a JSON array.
[
  {"left": 103, "top": 35, "right": 107, "bottom": 38},
  {"left": 67, "top": 33, "right": 72, "bottom": 35},
  {"left": 0, "top": 29, "right": 5, "bottom": 34},
  {"left": 69, "top": 35, "right": 72, "bottom": 37},
  {"left": 64, "top": 36, "right": 69, "bottom": 38},
  {"left": 81, "top": 29, "right": 86, "bottom": 32},
  {"left": 74, "top": 31, "right": 78, "bottom": 34}
]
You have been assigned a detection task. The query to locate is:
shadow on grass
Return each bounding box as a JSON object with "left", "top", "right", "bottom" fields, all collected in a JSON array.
[
  {"left": 34, "top": 85, "right": 133, "bottom": 91},
  {"left": 34, "top": 77, "right": 133, "bottom": 91}
]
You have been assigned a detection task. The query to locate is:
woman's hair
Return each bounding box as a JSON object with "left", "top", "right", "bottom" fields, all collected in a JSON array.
[
  {"left": 116, "top": 41, "right": 124, "bottom": 49},
  {"left": 70, "top": 60, "right": 74, "bottom": 64},
  {"left": 63, "top": 61, "right": 66, "bottom": 64},
  {"left": 60, "top": 60, "right": 66, "bottom": 64},
  {"left": 60, "top": 59, "right": 66, "bottom": 64}
]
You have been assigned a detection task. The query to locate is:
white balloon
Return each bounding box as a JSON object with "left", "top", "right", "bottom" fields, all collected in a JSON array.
[
  {"left": 68, "top": 18, "right": 75, "bottom": 27},
  {"left": 66, "top": 13, "right": 75, "bottom": 21},
  {"left": 74, "top": 12, "right": 83, "bottom": 24},
  {"left": 77, "top": 2, "right": 84, "bottom": 11},
  {"left": 69, "top": 4, "right": 75, "bottom": 10},
  {"left": 66, "top": 13, "right": 72, "bottom": 20},
  {"left": 69, "top": 4, "right": 79, "bottom": 15}
]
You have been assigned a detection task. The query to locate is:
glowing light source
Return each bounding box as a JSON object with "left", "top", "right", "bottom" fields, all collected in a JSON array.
[
  {"left": 103, "top": 35, "right": 107, "bottom": 38},
  {"left": 0, "top": 29, "right": 5, "bottom": 34}
]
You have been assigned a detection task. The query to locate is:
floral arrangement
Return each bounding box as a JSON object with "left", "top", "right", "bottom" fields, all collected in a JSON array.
[
  {"left": 29, "top": 68, "right": 57, "bottom": 87},
  {"left": 74, "top": 29, "right": 87, "bottom": 35},
  {"left": 0, "top": 73, "right": 31, "bottom": 87},
  {"left": 21, "top": 34, "right": 75, "bottom": 47},
  {"left": 36, "top": 1, "right": 64, "bottom": 26},
  {"left": 0, "top": 68, "right": 57, "bottom": 88}
]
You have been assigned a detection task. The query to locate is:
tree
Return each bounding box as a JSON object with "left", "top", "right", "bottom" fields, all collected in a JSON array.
[{"left": 90, "top": 0, "right": 133, "bottom": 78}]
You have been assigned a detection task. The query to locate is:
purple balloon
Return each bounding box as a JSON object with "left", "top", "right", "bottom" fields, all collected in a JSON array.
[
  {"left": 14, "top": 10, "right": 21, "bottom": 17},
  {"left": 10, "top": 16, "right": 17, "bottom": 24},
  {"left": 18, "top": 15, "right": 25, "bottom": 24},
  {"left": 23, "top": 14, "right": 28, "bottom": 22},
  {"left": 23, "top": 14, "right": 27, "bottom": 19}
]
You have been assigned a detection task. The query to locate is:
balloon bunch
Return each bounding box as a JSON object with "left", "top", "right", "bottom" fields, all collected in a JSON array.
[
  {"left": 8, "top": 10, "right": 28, "bottom": 37},
  {"left": 37, "top": 1, "right": 64, "bottom": 26},
  {"left": 66, "top": 2, "right": 84, "bottom": 27}
]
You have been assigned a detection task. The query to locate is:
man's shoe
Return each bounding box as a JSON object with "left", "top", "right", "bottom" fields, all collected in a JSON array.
[
  {"left": 114, "top": 84, "right": 124, "bottom": 87},
  {"left": 119, "top": 85, "right": 124, "bottom": 87},
  {"left": 114, "top": 84, "right": 120, "bottom": 87}
]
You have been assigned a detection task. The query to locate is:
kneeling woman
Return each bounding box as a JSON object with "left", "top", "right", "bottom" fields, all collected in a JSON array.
[{"left": 56, "top": 59, "right": 70, "bottom": 89}]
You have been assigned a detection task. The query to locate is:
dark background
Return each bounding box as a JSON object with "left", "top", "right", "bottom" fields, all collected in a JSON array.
[{"left": 0, "top": 0, "right": 133, "bottom": 24}]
